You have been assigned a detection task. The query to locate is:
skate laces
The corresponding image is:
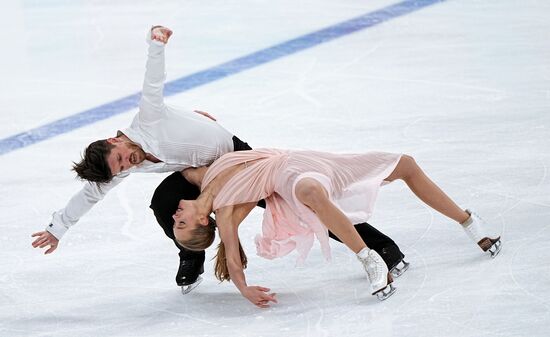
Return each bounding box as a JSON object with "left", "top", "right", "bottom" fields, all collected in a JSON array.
[
  {"left": 357, "top": 249, "right": 383, "bottom": 282},
  {"left": 366, "top": 251, "right": 385, "bottom": 281}
]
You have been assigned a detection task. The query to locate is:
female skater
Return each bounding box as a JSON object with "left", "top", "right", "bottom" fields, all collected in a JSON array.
[{"left": 172, "top": 149, "right": 501, "bottom": 307}]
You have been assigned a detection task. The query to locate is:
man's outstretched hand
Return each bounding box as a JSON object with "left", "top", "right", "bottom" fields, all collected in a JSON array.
[
  {"left": 151, "top": 26, "right": 173, "bottom": 44},
  {"left": 31, "top": 231, "right": 59, "bottom": 254}
]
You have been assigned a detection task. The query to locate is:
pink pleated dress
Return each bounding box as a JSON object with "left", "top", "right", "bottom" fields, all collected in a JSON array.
[{"left": 201, "top": 149, "right": 402, "bottom": 265}]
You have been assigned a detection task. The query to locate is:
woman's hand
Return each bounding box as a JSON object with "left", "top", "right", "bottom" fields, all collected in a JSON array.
[
  {"left": 194, "top": 110, "right": 217, "bottom": 121},
  {"left": 242, "top": 286, "right": 278, "bottom": 308}
]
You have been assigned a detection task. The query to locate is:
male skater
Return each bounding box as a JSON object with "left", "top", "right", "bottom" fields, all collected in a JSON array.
[{"left": 32, "top": 25, "right": 408, "bottom": 294}]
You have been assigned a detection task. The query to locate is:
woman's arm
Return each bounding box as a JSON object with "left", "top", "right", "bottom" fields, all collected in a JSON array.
[{"left": 217, "top": 204, "right": 278, "bottom": 308}]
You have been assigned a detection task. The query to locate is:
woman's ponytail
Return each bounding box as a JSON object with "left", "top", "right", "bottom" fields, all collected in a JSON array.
[{"left": 214, "top": 240, "right": 248, "bottom": 282}]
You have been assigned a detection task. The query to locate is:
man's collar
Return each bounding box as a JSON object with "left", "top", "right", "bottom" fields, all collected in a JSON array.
[{"left": 118, "top": 128, "right": 150, "bottom": 153}]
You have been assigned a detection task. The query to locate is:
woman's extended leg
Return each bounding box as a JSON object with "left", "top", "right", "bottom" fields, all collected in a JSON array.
[
  {"left": 385, "top": 155, "right": 501, "bottom": 256},
  {"left": 384, "top": 155, "right": 469, "bottom": 223}
]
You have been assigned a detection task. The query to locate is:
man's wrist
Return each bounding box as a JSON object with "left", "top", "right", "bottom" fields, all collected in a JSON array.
[{"left": 45, "top": 222, "right": 66, "bottom": 240}]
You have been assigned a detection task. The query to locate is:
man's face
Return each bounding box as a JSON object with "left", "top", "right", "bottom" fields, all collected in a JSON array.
[
  {"left": 172, "top": 200, "right": 201, "bottom": 243},
  {"left": 106, "top": 139, "right": 146, "bottom": 176}
]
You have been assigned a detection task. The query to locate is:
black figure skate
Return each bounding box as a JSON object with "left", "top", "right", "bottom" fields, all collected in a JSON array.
[{"left": 177, "top": 258, "right": 205, "bottom": 295}]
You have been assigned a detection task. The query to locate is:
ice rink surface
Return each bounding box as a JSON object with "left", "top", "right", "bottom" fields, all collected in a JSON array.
[{"left": 1, "top": 0, "right": 549, "bottom": 336}]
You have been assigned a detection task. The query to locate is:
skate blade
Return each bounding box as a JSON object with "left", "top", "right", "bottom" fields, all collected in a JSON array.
[
  {"left": 181, "top": 276, "right": 203, "bottom": 295},
  {"left": 488, "top": 239, "right": 502, "bottom": 258},
  {"left": 374, "top": 283, "right": 397, "bottom": 301},
  {"left": 390, "top": 260, "right": 410, "bottom": 278},
  {"left": 372, "top": 273, "right": 396, "bottom": 301}
]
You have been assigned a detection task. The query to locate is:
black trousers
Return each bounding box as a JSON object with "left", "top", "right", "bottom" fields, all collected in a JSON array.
[{"left": 149, "top": 136, "right": 404, "bottom": 284}]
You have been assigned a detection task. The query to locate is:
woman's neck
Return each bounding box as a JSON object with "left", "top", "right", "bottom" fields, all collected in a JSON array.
[{"left": 196, "top": 189, "right": 214, "bottom": 216}]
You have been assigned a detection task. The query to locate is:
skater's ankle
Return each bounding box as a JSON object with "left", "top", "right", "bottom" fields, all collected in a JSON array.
[
  {"left": 459, "top": 209, "right": 473, "bottom": 226},
  {"left": 356, "top": 247, "right": 370, "bottom": 259}
]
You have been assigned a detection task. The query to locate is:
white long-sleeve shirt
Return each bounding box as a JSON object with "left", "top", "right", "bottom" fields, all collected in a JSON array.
[{"left": 47, "top": 33, "right": 234, "bottom": 240}]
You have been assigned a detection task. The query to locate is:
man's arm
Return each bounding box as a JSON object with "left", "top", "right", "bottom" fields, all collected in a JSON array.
[
  {"left": 32, "top": 174, "right": 126, "bottom": 254},
  {"left": 137, "top": 26, "right": 172, "bottom": 124},
  {"left": 217, "top": 204, "right": 277, "bottom": 308}
]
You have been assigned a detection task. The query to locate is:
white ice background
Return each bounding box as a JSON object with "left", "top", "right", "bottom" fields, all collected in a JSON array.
[{"left": 1, "top": 1, "right": 549, "bottom": 336}]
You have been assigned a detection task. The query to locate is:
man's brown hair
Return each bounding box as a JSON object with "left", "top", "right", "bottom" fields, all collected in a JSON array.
[{"left": 72, "top": 139, "right": 115, "bottom": 184}]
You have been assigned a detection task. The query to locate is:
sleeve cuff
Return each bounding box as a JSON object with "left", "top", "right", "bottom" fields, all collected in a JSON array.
[{"left": 45, "top": 222, "right": 68, "bottom": 240}]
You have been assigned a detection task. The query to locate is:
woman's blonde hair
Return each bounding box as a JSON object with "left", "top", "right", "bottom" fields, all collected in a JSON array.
[{"left": 177, "top": 216, "right": 247, "bottom": 282}]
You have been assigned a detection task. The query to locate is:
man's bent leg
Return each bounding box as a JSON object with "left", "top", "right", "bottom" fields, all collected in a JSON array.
[{"left": 150, "top": 171, "right": 205, "bottom": 288}]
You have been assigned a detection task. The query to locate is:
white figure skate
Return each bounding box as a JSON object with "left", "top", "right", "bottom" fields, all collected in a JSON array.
[
  {"left": 461, "top": 210, "right": 502, "bottom": 258},
  {"left": 357, "top": 248, "right": 396, "bottom": 301}
]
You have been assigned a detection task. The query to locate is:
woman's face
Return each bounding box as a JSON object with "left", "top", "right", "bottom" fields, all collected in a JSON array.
[{"left": 172, "top": 199, "right": 202, "bottom": 243}]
